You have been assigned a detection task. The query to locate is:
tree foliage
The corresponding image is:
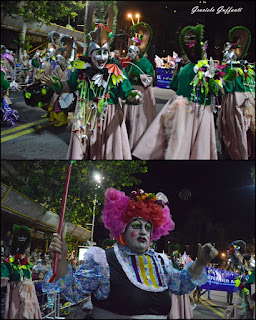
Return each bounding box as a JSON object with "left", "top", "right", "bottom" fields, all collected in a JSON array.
[
  {"left": 1, "top": 1, "right": 86, "bottom": 25},
  {"left": 1, "top": 160, "right": 148, "bottom": 228}
]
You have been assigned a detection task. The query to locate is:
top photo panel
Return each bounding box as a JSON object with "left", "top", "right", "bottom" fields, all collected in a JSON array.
[{"left": 1, "top": 1, "right": 255, "bottom": 160}]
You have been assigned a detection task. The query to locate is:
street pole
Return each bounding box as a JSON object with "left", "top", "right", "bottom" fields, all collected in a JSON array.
[{"left": 90, "top": 196, "right": 96, "bottom": 243}]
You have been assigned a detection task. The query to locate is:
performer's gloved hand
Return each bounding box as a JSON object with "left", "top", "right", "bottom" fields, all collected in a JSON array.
[
  {"left": 49, "top": 233, "right": 68, "bottom": 262},
  {"left": 197, "top": 243, "right": 218, "bottom": 265},
  {"left": 40, "top": 75, "right": 54, "bottom": 87},
  {"left": 126, "top": 90, "right": 143, "bottom": 105},
  {"left": 188, "top": 243, "right": 218, "bottom": 280}
]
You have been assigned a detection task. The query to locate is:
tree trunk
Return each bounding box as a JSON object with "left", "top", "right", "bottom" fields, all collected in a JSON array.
[
  {"left": 19, "top": 22, "right": 28, "bottom": 61},
  {"left": 83, "top": 1, "right": 89, "bottom": 55}
]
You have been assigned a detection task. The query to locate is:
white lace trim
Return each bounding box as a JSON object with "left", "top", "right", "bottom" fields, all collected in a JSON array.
[{"left": 114, "top": 243, "right": 168, "bottom": 292}]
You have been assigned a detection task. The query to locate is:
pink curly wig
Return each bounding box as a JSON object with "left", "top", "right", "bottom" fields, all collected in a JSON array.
[{"left": 102, "top": 188, "right": 175, "bottom": 241}]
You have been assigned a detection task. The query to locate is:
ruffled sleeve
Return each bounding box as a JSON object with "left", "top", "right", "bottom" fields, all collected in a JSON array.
[
  {"left": 42, "top": 247, "right": 110, "bottom": 303},
  {"left": 159, "top": 253, "right": 208, "bottom": 295}
]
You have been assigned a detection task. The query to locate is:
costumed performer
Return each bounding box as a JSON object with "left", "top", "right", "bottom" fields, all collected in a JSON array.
[
  {"left": 218, "top": 26, "right": 255, "bottom": 160},
  {"left": 168, "top": 245, "right": 193, "bottom": 319},
  {"left": 122, "top": 22, "right": 156, "bottom": 152},
  {"left": 133, "top": 24, "right": 222, "bottom": 160},
  {"left": 42, "top": 188, "right": 218, "bottom": 319},
  {"left": 40, "top": 3, "right": 142, "bottom": 160},
  {"left": 225, "top": 240, "right": 255, "bottom": 319},
  {"left": 1, "top": 225, "right": 42, "bottom": 319},
  {"left": 43, "top": 32, "right": 76, "bottom": 126},
  {"left": 1, "top": 45, "right": 19, "bottom": 127},
  {"left": 28, "top": 49, "right": 41, "bottom": 84}
]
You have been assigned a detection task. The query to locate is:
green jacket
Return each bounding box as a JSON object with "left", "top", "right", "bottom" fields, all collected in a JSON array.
[
  {"left": 170, "top": 63, "right": 212, "bottom": 105},
  {"left": 1, "top": 71, "right": 10, "bottom": 91},
  {"left": 126, "top": 57, "right": 154, "bottom": 86},
  {"left": 222, "top": 67, "right": 251, "bottom": 94}
]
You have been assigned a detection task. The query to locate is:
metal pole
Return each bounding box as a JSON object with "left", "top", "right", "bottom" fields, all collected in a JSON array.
[{"left": 90, "top": 196, "right": 96, "bottom": 243}]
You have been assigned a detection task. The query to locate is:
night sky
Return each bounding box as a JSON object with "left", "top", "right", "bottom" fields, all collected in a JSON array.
[
  {"left": 118, "top": 160, "right": 255, "bottom": 249},
  {"left": 116, "top": 0, "right": 255, "bottom": 60}
]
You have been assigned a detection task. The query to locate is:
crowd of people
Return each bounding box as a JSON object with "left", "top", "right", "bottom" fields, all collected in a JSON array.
[
  {"left": 1, "top": 3, "right": 255, "bottom": 160},
  {"left": 0, "top": 230, "right": 84, "bottom": 319}
]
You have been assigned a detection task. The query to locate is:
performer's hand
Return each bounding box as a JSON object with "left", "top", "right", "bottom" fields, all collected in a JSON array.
[
  {"left": 196, "top": 243, "right": 218, "bottom": 266},
  {"left": 49, "top": 233, "right": 68, "bottom": 261},
  {"left": 126, "top": 90, "right": 143, "bottom": 105},
  {"left": 40, "top": 75, "right": 54, "bottom": 87}
]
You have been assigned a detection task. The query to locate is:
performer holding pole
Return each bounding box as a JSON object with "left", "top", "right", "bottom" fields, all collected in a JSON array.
[
  {"left": 43, "top": 188, "right": 218, "bottom": 318},
  {"left": 49, "top": 161, "right": 73, "bottom": 283}
]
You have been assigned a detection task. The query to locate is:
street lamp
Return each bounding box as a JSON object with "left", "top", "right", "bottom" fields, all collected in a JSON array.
[
  {"left": 89, "top": 172, "right": 103, "bottom": 244},
  {"left": 127, "top": 13, "right": 134, "bottom": 25},
  {"left": 127, "top": 13, "right": 140, "bottom": 25}
]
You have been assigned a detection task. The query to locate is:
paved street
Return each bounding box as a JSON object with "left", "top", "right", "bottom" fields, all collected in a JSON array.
[
  {"left": 53, "top": 290, "right": 230, "bottom": 319},
  {"left": 1, "top": 87, "right": 222, "bottom": 159}
]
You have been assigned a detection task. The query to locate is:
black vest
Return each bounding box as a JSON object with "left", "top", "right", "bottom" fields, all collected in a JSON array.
[{"left": 91, "top": 247, "right": 171, "bottom": 315}]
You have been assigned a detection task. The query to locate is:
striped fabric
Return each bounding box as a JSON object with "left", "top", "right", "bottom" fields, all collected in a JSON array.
[{"left": 130, "top": 254, "right": 161, "bottom": 288}]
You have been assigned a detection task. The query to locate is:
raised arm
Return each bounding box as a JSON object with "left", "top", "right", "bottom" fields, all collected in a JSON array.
[{"left": 188, "top": 243, "right": 218, "bottom": 280}]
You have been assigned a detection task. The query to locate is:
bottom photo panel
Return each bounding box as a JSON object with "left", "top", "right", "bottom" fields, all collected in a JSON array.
[{"left": 1, "top": 160, "right": 255, "bottom": 320}]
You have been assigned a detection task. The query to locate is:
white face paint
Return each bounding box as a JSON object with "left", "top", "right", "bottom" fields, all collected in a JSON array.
[
  {"left": 18, "top": 236, "right": 27, "bottom": 243},
  {"left": 47, "top": 48, "right": 55, "bottom": 59},
  {"left": 127, "top": 46, "right": 139, "bottom": 61},
  {"left": 90, "top": 47, "right": 109, "bottom": 70},
  {"left": 123, "top": 218, "right": 153, "bottom": 254}
]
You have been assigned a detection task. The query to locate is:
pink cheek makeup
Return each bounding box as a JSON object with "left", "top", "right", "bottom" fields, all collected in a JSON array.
[{"left": 131, "top": 231, "right": 137, "bottom": 238}]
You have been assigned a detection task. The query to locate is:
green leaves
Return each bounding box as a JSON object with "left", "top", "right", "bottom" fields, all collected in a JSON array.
[
  {"left": 1, "top": 1, "right": 86, "bottom": 25},
  {"left": 1, "top": 160, "right": 148, "bottom": 228}
]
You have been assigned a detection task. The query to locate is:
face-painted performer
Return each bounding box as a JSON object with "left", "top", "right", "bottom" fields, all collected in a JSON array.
[
  {"left": 40, "top": 3, "right": 143, "bottom": 160},
  {"left": 132, "top": 24, "right": 223, "bottom": 160},
  {"left": 219, "top": 26, "right": 255, "bottom": 160},
  {"left": 1, "top": 225, "right": 42, "bottom": 319},
  {"left": 43, "top": 188, "right": 218, "bottom": 319},
  {"left": 123, "top": 22, "right": 156, "bottom": 152}
]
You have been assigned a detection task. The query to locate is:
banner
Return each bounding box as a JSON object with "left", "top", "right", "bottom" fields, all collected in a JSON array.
[
  {"left": 156, "top": 67, "right": 174, "bottom": 89},
  {"left": 199, "top": 267, "right": 239, "bottom": 292}
]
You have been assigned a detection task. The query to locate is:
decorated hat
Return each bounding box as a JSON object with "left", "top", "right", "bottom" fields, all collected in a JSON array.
[
  {"left": 102, "top": 188, "right": 175, "bottom": 241},
  {"left": 86, "top": 3, "right": 118, "bottom": 56},
  {"left": 179, "top": 24, "right": 205, "bottom": 63},
  {"left": 228, "top": 26, "right": 251, "bottom": 59},
  {"left": 1, "top": 48, "right": 14, "bottom": 64},
  {"left": 128, "top": 22, "right": 153, "bottom": 58}
]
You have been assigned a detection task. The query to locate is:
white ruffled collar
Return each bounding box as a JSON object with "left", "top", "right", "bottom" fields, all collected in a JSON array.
[{"left": 114, "top": 243, "right": 168, "bottom": 292}]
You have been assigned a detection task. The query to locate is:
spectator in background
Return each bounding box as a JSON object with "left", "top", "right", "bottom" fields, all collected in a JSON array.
[
  {"left": 32, "top": 259, "right": 45, "bottom": 278},
  {"left": 42, "top": 255, "right": 52, "bottom": 273},
  {"left": 1, "top": 240, "right": 5, "bottom": 258},
  {"left": 34, "top": 272, "right": 48, "bottom": 307},
  {"left": 4, "top": 231, "right": 12, "bottom": 255},
  {"left": 24, "top": 246, "right": 31, "bottom": 258}
]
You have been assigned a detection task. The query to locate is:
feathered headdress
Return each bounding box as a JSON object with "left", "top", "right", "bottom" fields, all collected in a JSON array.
[{"left": 102, "top": 188, "right": 175, "bottom": 241}]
